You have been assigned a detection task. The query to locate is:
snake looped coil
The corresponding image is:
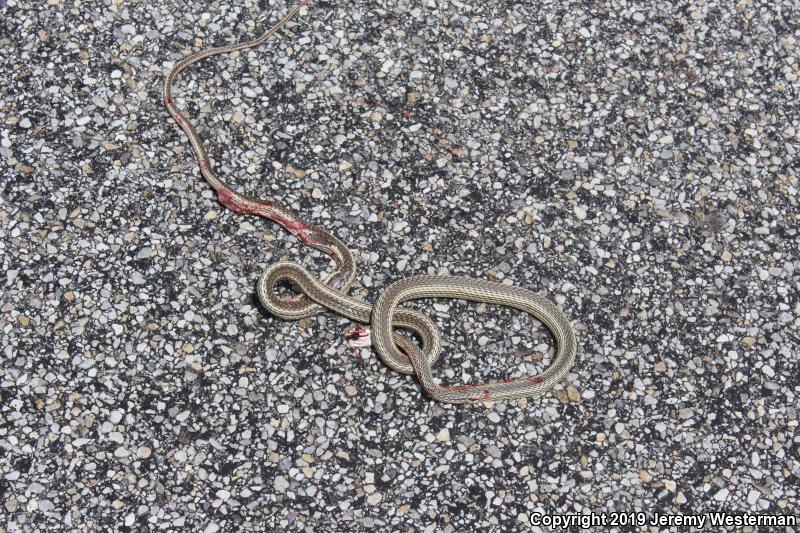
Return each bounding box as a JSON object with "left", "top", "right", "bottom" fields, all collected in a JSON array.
[{"left": 164, "top": 0, "right": 577, "bottom": 403}]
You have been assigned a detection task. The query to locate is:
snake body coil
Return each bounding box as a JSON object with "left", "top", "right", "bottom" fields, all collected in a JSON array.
[{"left": 164, "top": 0, "right": 577, "bottom": 403}]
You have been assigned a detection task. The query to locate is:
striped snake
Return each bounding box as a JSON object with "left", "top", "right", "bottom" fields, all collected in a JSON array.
[{"left": 163, "top": 0, "right": 577, "bottom": 403}]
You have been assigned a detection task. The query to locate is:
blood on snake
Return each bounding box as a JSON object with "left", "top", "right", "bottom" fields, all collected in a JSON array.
[{"left": 163, "top": 0, "right": 577, "bottom": 403}]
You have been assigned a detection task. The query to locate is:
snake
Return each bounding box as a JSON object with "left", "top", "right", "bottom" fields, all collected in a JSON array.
[{"left": 163, "top": 0, "right": 577, "bottom": 403}]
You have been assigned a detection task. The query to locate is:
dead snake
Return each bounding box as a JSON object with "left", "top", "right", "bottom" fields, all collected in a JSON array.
[{"left": 163, "top": 0, "right": 577, "bottom": 403}]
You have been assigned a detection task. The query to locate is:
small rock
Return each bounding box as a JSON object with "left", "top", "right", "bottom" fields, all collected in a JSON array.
[
  {"left": 566, "top": 386, "right": 581, "bottom": 402},
  {"left": 274, "top": 476, "right": 290, "bottom": 491},
  {"left": 114, "top": 446, "right": 129, "bottom": 458}
]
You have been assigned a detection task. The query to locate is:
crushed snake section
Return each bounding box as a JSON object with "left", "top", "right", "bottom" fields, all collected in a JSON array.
[{"left": 163, "top": 0, "right": 577, "bottom": 403}]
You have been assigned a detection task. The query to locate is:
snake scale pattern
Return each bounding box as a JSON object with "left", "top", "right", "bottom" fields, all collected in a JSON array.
[{"left": 163, "top": 0, "right": 577, "bottom": 403}]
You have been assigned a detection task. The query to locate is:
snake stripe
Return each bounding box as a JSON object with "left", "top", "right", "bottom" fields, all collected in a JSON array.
[{"left": 164, "top": 1, "right": 577, "bottom": 403}]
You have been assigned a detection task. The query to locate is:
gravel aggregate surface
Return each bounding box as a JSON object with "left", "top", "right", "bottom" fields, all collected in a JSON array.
[{"left": 1, "top": 0, "right": 798, "bottom": 531}]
